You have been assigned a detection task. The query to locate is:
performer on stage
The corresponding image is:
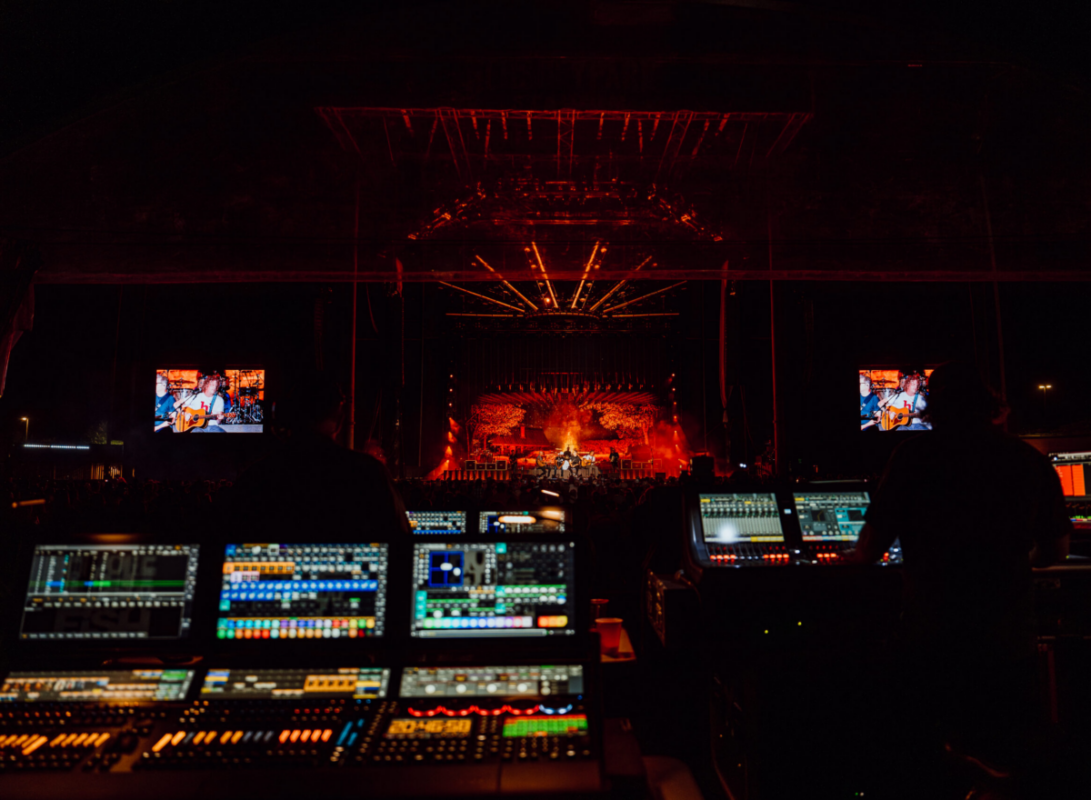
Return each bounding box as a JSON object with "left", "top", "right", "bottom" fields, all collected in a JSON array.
[
  {"left": 154, "top": 373, "right": 181, "bottom": 433},
  {"left": 561, "top": 454, "right": 572, "bottom": 479},
  {"left": 879, "top": 373, "right": 931, "bottom": 431},
  {"left": 860, "top": 373, "right": 881, "bottom": 431},
  {"left": 178, "top": 374, "right": 228, "bottom": 433},
  {"left": 609, "top": 447, "right": 620, "bottom": 471}
]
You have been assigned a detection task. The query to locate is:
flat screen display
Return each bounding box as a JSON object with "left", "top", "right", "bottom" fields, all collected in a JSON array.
[
  {"left": 411, "top": 541, "right": 577, "bottom": 639},
  {"left": 407, "top": 510, "right": 468, "bottom": 535},
  {"left": 698, "top": 494, "right": 784, "bottom": 544},
  {"left": 219, "top": 543, "right": 388, "bottom": 640},
  {"left": 793, "top": 492, "right": 871, "bottom": 541},
  {"left": 478, "top": 509, "right": 566, "bottom": 535},
  {"left": 0, "top": 670, "right": 194, "bottom": 703},
  {"left": 200, "top": 668, "right": 389, "bottom": 700},
  {"left": 20, "top": 544, "right": 199, "bottom": 640},
  {"left": 155, "top": 368, "right": 265, "bottom": 434},
  {"left": 399, "top": 665, "right": 583, "bottom": 698},
  {"left": 859, "top": 368, "right": 933, "bottom": 432}
]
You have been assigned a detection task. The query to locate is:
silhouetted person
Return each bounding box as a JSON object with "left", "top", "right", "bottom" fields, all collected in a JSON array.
[
  {"left": 849, "top": 361, "right": 1070, "bottom": 791},
  {"left": 231, "top": 371, "right": 408, "bottom": 541}
]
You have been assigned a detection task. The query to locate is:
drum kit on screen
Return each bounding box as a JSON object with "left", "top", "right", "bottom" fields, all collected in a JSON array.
[{"left": 169, "top": 370, "right": 264, "bottom": 426}]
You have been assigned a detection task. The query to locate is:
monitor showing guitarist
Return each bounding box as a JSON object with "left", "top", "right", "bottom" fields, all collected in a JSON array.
[
  {"left": 860, "top": 368, "right": 933, "bottom": 432},
  {"left": 155, "top": 368, "right": 265, "bottom": 433}
]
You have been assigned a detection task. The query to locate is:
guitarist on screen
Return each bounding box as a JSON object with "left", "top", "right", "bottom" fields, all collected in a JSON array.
[
  {"left": 878, "top": 373, "right": 931, "bottom": 431},
  {"left": 177, "top": 374, "right": 228, "bottom": 433}
]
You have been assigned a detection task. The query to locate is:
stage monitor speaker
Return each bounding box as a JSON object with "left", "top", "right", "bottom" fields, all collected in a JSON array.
[
  {"left": 497, "top": 461, "right": 507, "bottom": 470},
  {"left": 621, "top": 459, "right": 633, "bottom": 470},
  {"left": 464, "top": 460, "right": 476, "bottom": 471}
]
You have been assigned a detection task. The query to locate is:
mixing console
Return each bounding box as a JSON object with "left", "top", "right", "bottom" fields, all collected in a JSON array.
[
  {"left": 479, "top": 510, "right": 566, "bottom": 535},
  {"left": 218, "top": 543, "right": 388, "bottom": 639},
  {"left": 697, "top": 493, "right": 791, "bottom": 567},
  {"left": 792, "top": 492, "right": 902, "bottom": 564},
  {"left": 407, "top": 511, "right": 468, "bottom": 535},
  {"left": 0, "top": 670, "right": 193, "bottom": 774},
  {"left": 411, "top": 542, "right": 577, "bottom": 638},
  {"left": 21, "top": 544, "right": 199, "bottom": 640}
]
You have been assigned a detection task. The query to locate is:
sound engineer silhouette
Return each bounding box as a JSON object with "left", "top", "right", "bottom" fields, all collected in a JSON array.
[
  {"left": 849, "top": 362, "right": 1071, "bottom": 794},
  {"left": 231, "top": 371, "right": 408, "bottom": 540}
]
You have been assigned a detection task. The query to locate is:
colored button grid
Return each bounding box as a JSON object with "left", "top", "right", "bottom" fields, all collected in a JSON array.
[{"left": 217, "top": 617, "right": 376, "bottom": 639}]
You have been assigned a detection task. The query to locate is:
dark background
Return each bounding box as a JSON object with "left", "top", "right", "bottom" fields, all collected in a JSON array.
[{"left": 2, "top": 1, "right": 1090, "bottom": 477}]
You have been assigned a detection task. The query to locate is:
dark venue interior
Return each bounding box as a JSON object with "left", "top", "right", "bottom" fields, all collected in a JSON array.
[{"left": 2, "top": 2, "right": 1090, "bottom": 798}]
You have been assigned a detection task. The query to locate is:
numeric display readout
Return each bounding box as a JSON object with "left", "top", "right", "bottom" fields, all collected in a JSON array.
[
  {"left": 0, "top": 670, "right": 194, "bottom": 703},
  {"left": 200, "top": 668, "right": 389, "bottom": 700},
  {"left": 399, "top": 665, "right": 583, "bottom": 698},
  {"left": 698, "top": 494, "right": 784, "bottom": 544},
  {"left": 218, "top": 543, "right": 388, "bottom": 639},
  {"left": 411, "top": 542, "right": 577, "bottom": 638},
  {"left": 20, "top": 544, "right": 199, "bottom": 640}
]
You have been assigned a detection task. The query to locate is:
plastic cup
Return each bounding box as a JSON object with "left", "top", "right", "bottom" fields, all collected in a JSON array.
[
  {"left": 595, "top": 617, "right": 623, "bottom": 656},
  {"left": 590, "top": 599, "right": 609, "bottom": 628}
]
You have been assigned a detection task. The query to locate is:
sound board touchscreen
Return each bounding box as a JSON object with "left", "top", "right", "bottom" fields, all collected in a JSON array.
[
  {"left": 411, "top": 542, "right": 577, "bottom": 638},
  {"left": 400, "top": 665, "right": 583, "bottom": 697},
  {"left": 1, "top": 670, "right": 194, "bottom": 703},
  {"left": 218, "top": 543, "right": 388, "bottom": 640},
  {"left": 407, "top": 510, "right": 467, "bottom": 535},
  {"left": 1051, "top": 451, "right": 1091, "bottom": 529},
  {"left": 20, "top": 544, "right": 199, "bottom": 640},
  {"left": 793, "top": 491, "right": 901, "bottom": 563},
  {"left": 479, "top": 509, "right": 566, "bottom": 534},
  {"left": 698, "top": 493, "right": 790, "bottom": 565},
  {"left": 200, "top": 668, "right": 390, "bottom": 700}
]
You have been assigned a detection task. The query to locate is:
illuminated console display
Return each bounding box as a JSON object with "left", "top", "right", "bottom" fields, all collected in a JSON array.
[
  {"left": 407, "top": 510, "right": 467, "bottom": 535},
  {"left": 200, "top": 668, "right": 389, "bottom": 700},
  {"left": 0, "top": 670, "right": 194, "bottom": 703},
  {"left": 699, "top": 494, "right": 784, "bottom": 543},
  {"left": 793, "top": 492, "right": 870, "bottom": 542},
  {"left": 218, "top": 543, "right": 388, "bottom": 639},
  {"left": 20, "top": 544, "right": 199, "bottom": 640},
  {"left": 411, "top": 542, "right": 577, "bottom": 638},
  {"left": 400, "top": 665, "right": 583, "bottom": 697},
  {"left": 479, "top": 509, "right": 566, "bottom": 535}
]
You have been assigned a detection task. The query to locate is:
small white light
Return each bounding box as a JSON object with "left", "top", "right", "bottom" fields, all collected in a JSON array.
[{"left": 498, "top": 515, "right": 537, "bottom": 525}]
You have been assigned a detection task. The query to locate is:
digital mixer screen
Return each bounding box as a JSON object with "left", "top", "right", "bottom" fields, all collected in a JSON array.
[
  {"left": 1052, "top": 452, "right": 1091, "bottom": 502},
  {"left": 793, "top": 492, "right": 871, "bottom": 541},
  {"left": 411, "top": 542, "right": 577, "bottom": 638},
  {"left": 219, "top": 543, "right": 388, "bottom": 640},
  {"left": 407, "top": 510, "right": 468, "bottom": 535},
  {"left": 399, "top": 665, "right": 583, "bottom": 697},
  {"left": 0, "top": 670, "right": 194, "bottom": 703},
  {"left": 200, "top": 668, "right": 390, "bottom": 700},
  {"left": 479, "top": 509, "right": 566, "bottom": 535},
  {"left": 20, "top": 544, "right": 199, "bottom": 640},
  {"left": 698, "top": 494, "right": 784, "bottom": 543}
]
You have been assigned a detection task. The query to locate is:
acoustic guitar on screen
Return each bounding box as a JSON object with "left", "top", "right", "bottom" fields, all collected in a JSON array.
[
  {"left": 175, "top": 409, "right": 236, "bottom": 433},
  {"left": 879, "top": 407, "right": 912, "bottom": 431}
]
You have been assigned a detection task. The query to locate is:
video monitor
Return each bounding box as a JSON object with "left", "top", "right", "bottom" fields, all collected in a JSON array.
[
  {"left": 859, "top": 368, "right": 934, "bottom": 432},
  {"left": 478, "top": 509, "right": 566, "bottom": 535},
  {"left": 155, "top": 368, "right": 265, "bottom": 434},
  {"left": 0, "top": 670, "right": 194, "bottom": 703},
  {"left": 20, "top": 544, "right": 199, "bottom": 640},
  {"left": 219, "top": 543, "right": 388, "bottom": 640},
  {"left": 698, "top": 494, "right": 784, "bottom": 544},
  {"left": 408, "top": 510, "right": 468, "bottom": 535},
  {"left": 399, "top": 665, "right": 583, "bottom": 698},
  {"left": 411, "top": 541, "right": 577, "bottom": 639},
  {"left": 200, "top": 668, "right": 390, "bottom": 700},
  {"left": 793, "top": 491, "right": 871, "bottom": 541},
  {"left": 1051, "top": 452, "right": 1091, "bottom": 501}
]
